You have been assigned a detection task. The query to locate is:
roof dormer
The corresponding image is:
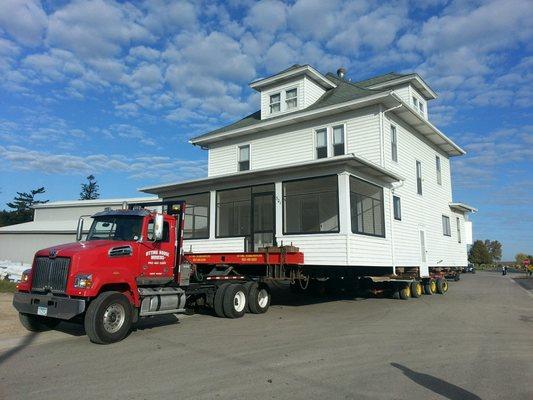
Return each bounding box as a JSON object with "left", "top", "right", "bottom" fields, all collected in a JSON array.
[{"left": 250, "top": 64, "right": 336, "bottom": 120}]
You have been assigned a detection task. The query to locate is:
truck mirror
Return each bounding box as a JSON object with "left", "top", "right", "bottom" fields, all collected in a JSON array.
[
  {"left": 76, "top": 217, "right": 84, "bottom": 241},
  {"left": 153, "top": 213, "right": 164, "bottom": 241}
]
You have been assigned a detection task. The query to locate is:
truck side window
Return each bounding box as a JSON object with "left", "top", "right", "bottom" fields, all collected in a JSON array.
[{"left": 146, "top": 220, "right": 170, "bottom": 242}]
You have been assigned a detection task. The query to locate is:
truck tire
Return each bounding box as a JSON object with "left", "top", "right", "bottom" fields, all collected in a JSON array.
[
  {"left": 19, "top": 313, "right": 60, "bottom": 332},
  {"left": 213, "top": 283, "right": 231, "bottom": 318},
  {"left": 248, "top": 283, "right": 271, "bottom": 314},
  {"left": 436, "top": 278, "right": 448, "bottom": 294},
  {"left": 84, "top": 291, "right": 133, "bottom": 344},
  {"left": 454, "top": 273, "right": 460, "bottom": 281},
  {"left": 399, "top": 285, "right": 411, "bottom": 300},
  {"left": 222, "top": 284, "right": 247, "bottom": 319},
  {"left": 410, "top": 281, "right": 422, "bottom": 298},
  {"left": 424, "top": 279, "right": 436, "bottom": 295},
  {"left": 244, "top": 281, "right": 257, "bottom": 312}
]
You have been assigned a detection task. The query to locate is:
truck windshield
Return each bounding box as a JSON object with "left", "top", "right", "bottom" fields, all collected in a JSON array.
[{"left": 87, "top": 216, "right": 143, "bottom": 241}]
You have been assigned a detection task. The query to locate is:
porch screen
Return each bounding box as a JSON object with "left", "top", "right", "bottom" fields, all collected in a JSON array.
[
  {"left": 216, "top": 187, "right": 251, "bottom": 237},
  {"left": 283, "top": 175, "right": 339, "bottom": 234},
  {"left": 350, "top": 176, "right": 385, "bottom": 237},
  {"left": 182, "top": 192, "right": 209, "bottom": 239}
]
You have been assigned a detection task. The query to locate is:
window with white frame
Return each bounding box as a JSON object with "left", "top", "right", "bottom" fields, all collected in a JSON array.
[
  {"left": 416, "top": 160, "right": 423, "bottom": 195},
  {"left": 350, "top": 177, "right": 385, "bottom": 237},
  {"left": 419, "top": 101, "right": 425, "bottom": 115},
  {"left": 391, "top": 125, "right": 398, "bottom": 162},
  {"left": 456, "top": 217, "right": 461, "bottom": 243},
  {"left": 285, "top": 88, "right": 298, "bottom": 110},
  {"left": 315, "top": 128, "right": 327, "bottom": 159},
  {"left": 436, "top": 155, "right": 442, "bottom": 185},
  {"left": 442, "top": 215, "right": 451, "bottom": 236},
  {"left": 332, "top": 125, "right": 345, "bottom": 156},
  {"left": 238, "top": 145, "right": 250, "bottom": 171},
  {"left": 269, "top": 93, "right": 280, "bottom": 114},
  {"left": 412, "top": 96, "right": 418, "bottom": 110},
  {"left": 393, "top": 195, "right": 401, "bottom": 221}
]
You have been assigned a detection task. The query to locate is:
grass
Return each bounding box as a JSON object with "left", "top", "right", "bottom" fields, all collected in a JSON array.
[{"left": 0, "top": 280, "right": 18, "bottom": 293}]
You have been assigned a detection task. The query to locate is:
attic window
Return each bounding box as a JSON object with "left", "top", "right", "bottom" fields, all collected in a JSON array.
[
  {"left": 285, "top": 88, "right": 298, "bottom": 109},
  {"left": 412, "top": 96, "right": 418, "bottom": 109},
  {"left": 269, "top": 93, "right": 280, "bottom": 114}
]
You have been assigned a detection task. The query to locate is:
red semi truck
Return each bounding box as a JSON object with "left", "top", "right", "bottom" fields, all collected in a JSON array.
[{"left": 13, "top": 200, "right": 448, "bottom": 344}]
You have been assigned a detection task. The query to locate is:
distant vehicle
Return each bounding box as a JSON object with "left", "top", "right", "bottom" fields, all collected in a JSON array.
[{"left": 463, "top": 264, "right": 475, "bottom": 274}]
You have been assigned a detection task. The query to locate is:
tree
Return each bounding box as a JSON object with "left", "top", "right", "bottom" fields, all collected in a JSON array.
[
  {"left": 80, "top": 175, "right": 100, "bottom": 200},
  {"left": 1, "top": 187, "right": 49, "bottom": 226},
  {"left": 485, "top": 240, "right": 502, "bottom": 262},
  {"left": 468, "top": 240, "right": 492, "bottom": 265},
  {"left": 515, "top": 253, "right": 532, "bottom": 265}
]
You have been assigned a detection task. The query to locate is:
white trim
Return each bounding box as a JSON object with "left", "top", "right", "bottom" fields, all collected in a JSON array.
[
  {"left": 367, "top": 74, "right": 438, "bottom": 99},
  {"left": 449, "top": 202, "right": 477, "bottom": 213},
  {"left": 250, "top": 65, "right": 336, "bottom": 91}
]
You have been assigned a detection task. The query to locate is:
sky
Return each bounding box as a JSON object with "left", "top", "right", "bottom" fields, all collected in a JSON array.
[{"left": 0, "top": 0, "right": 531, "bottom": 259}]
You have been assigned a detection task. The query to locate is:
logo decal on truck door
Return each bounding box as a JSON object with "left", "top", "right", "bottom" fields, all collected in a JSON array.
[{"left": 145, "top": 250, "right": 170, "bottom": 265}]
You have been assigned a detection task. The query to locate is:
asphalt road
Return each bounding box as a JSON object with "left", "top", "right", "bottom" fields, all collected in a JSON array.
[{"left": 1, "top": 272, "right": 532, "bottom": 400}]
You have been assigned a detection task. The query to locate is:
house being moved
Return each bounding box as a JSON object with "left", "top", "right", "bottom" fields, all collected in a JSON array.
[{"left": 140, "top": 64, "right": 476, "bottom": 277}]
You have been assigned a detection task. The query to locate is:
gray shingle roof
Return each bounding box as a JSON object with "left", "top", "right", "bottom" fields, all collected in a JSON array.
[{"left": 191, "top": 71, "right": 408, "bottom": 143}]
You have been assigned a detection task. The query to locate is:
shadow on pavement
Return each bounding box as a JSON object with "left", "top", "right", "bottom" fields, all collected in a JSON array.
[
  {"left": 133, "top": 314, "right": 180, "bottom": 331},
  {"left": 391, "top": 362, "right": 481, "bottom": 400},
  {"left": 0, "top": 332, "right": 37, "bottom": 365}
]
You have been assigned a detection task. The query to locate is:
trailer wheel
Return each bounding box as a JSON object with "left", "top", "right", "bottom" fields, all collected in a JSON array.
[
  {"left": 424, "top": 279, "right": 436, "bottom": 295},
  {"left": 213, "top": 283, "right": 231, "bottom": 318},
  {"left": 399, "top": 285, "right": 411, "bottom": 300},
  {"left": 243, "top": 281, "right": 256, "bottom": 312},
  {"left": 248, "top": 283, "right": 271, "bottom": 314},
  {"left": 84, "top": 291, "right": 133, "bottom": 344},
  {"left": 411, "top": 281, "right": 422, "bottom": 298},
  {"left": 222, "top": 284, "right": 247, "bottom": 319},
  {"left": 19, "top": 313, "right": 60, "bottom": 332},
  {"left": 436, "top": 278, "right": 448, "bottom": 294}
]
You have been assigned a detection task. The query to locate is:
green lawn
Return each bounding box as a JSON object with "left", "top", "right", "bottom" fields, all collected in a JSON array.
[{"left": 0, "top": 280, "right": 17, "bottom": 293}]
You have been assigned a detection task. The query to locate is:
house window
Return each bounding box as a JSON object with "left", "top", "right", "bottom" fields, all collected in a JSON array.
[
  {"left": 412, "top": 96, "right": 418, "bottom": 110},
  {"left": 283, "top": 175, "right": 339, "bottom": 234},
  {"left": 216, "top": 187, "right": 251, "bottom": 237},
  {"left": 442, "top": 215, "right": 451, "bottom": 236},
  {"left": 332, "top": 125, "right": 345, "bottom": 156},
  {"left": 238, "top": 145, "right": 250, "bottom": 171},
  {"left": 419, "top": 101, "right": 425, "bottom": 115},
  {"left": 456, "top": 217, "right": 461, "bottom": 243},
  {"left": 315, "top": 128, "right": 327, "bottom": 159},
  {"left": 416, "top": 161, "right": 423, "bottom": 195},
  {"left": 391, "top": 125, "right": 398, "bottom": 162},
  {"left": 269, "top": 93, "right": 280, "bottom": 114},
  {"left": 436, "top": 155, "right": 442, "bottom": 185},
  {"left": 350, "top": 176, "right": 385, "bottom": 237},
  {"left": 181, "top": 193, "right": 209, "bottom": 239},
  {"left": 393, "top": 195, "right": 401, "bottom": 221},
  {"left": 285, "top": 88, "right": 298, "bottom": 110}
]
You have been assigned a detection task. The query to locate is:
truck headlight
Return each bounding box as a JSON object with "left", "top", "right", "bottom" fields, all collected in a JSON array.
[
  {"left": 21, "top": 269, "right": 32, "bottom": 283},
  {"left": 74, "top": 274, "right": 93, "bottom": 288}
]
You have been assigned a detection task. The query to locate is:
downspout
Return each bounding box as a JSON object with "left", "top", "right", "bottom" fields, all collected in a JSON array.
[{"left": 382, "top": 102, "right": 404, "bottom": 275}]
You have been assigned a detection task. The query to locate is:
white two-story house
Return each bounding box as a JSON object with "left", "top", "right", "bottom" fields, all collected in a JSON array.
[{"left": 141, "top": 64, "right": 475, "bottom": 277}]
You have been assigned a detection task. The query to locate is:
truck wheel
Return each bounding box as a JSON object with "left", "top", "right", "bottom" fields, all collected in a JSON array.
[
  {"left": 410, "top": 281, "right": 422, "bottom": 298},
  {"left": 399, "top": 285, "right": 411, "bottom": 300},
  {"left": 436, "top": 278, "right": 448, "bottom": 294},
  {"left": 424, "top": 279, "right": 436, "bottom": 295},
  {"left": 19, "top": 313, "right": 60, "bottom": 332},
  {"left": 222, "top": 284, "right": 247, "bottom": 318},
  {"left": 454, "top": 274, "right": 460, "bottom": 281},
  {"left": 213, "top": 283, "right": 231, "bottom": 318},
  {"left": 243, "top": 281, "right": 257, "bottom": 312},
  {"left": 84, "top": 291, "right": 133, "bottom": 344},
  {"left": 248, "top": 283, "right": 271, "bottom": 314}
]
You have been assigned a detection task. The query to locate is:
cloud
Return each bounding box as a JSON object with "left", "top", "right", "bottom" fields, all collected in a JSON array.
[
  {"left": 0, "top": 0, "right": 48, "bottom": 47},
  {"left": 0, "top": 144, "right": 206, "bottom": 181},
  {"left": 244, "top": 1, "right": 287, "bottom": 33}
]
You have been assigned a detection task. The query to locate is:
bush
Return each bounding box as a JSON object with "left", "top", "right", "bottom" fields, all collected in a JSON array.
[{"left": 0, "top": 280, "right": 17, "bottom": 293}]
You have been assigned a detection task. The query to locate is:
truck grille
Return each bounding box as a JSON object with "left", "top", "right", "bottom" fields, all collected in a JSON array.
[{"left": 31, "top": 257, "right": 70, "bottom": 294}]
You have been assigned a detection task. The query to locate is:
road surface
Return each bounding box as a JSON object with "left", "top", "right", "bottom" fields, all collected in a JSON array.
[{"left": 0, "top": 271, "right": 532, "bottom": 400}]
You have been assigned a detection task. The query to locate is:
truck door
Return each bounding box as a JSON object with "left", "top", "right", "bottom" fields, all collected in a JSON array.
[{"left": 140, "top": 217, "right": 175, "bottom": 279}]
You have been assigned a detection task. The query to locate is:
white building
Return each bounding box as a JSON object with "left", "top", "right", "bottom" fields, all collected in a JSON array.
[{"left": 139, "top": 65, "right": 476, "bottom": 277}]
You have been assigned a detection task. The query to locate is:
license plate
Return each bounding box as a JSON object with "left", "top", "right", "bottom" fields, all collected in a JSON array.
[{"left": 37, "top": 306, "right": 48, "bottom": 316}]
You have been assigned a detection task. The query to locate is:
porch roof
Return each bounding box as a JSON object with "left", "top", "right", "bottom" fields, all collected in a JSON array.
[
  {"left": 449, "top": 202, "right": 477, "bottom": 213},
  {"left": 139, "top": 154, "right": 404, "bottom": 196}
]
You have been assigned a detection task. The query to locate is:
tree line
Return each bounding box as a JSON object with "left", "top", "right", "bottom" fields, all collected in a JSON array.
[
  {"left": 0, "top": 175, "right": 100, "bottom": 227},
  {"left": 468, "top": 239, "right": 532, "bottom": 266}
]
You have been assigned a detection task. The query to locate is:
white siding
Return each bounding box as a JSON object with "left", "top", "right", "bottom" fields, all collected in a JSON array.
[
  {"left": 383, "top": 113, "right": 468, "bottom": 269},
  {"left": 184, "top": 238, "right": 245, "bottom": 253},
  {"left": 207, "top": 106, "right": 381, "bottom": 176},
  {"left": 391, "top": 85, "right": 410, "bottom": 103},
  {"left": 302, "top": 76, "right": 326, "bottom": 107},
  {"left": 0, "top": 233, "right": 75, "bottom": 264}
]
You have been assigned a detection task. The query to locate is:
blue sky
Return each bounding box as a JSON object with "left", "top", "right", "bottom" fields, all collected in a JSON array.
[{"left": 0, "top": 0, "right": 531, "bottom": 259}]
